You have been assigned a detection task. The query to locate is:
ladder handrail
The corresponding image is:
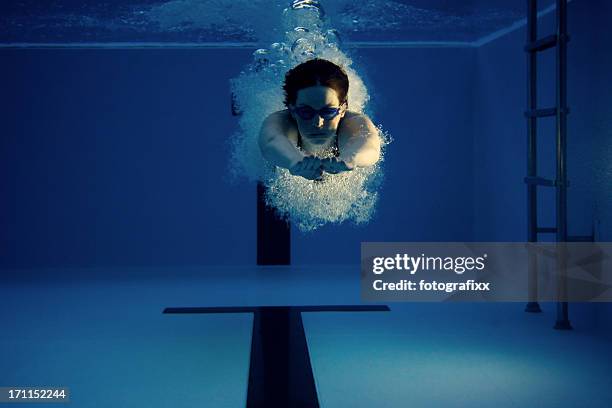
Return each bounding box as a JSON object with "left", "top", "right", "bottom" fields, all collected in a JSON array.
[{"left": 524, "top": 0, "right": 573, "bottom": 329}]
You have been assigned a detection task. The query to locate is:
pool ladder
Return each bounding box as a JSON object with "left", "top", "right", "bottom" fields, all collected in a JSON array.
[{"left": 524, "top": 0, "right": 594, "bottom": 329}]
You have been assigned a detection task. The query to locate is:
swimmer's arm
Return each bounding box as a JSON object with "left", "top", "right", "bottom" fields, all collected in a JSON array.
[
  {"left": 337, "top": 113, "right": 381, "bottom": 168},
  {"left": 258, "top": 111, "right": 305, "bottom": 169}
]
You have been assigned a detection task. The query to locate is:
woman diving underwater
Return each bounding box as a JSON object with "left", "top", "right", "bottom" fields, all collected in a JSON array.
[{"left": 258, "top": 58, "right": 381, "bottom": 180}]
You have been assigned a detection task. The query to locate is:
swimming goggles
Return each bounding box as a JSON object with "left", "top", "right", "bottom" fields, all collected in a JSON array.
[{"left": 291, "top": 105, "right": 342, "bottom": 120}]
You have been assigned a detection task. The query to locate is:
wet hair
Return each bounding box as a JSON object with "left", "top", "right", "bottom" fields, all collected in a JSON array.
[{"left": 283, "top": 59, "right": 349, "bottom": 107}]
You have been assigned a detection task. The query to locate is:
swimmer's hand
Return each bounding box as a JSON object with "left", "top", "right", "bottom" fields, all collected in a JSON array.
[
  {"left": 321, "top": 157, "right": 354, "bottom": 174},
  {"left": 289, "top": 156, "right": 323, "bottom": 181}
]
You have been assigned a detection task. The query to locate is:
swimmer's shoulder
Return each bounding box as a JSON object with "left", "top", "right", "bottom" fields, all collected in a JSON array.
[
  {"left": 339, "top": 111, "right": 376, "bottom": 134},
  {"left": 342, "top": 110, "right": 362, "bottom": 121},
  {"left": 261, "top": 110, "right": 299, "bottom": 143}
]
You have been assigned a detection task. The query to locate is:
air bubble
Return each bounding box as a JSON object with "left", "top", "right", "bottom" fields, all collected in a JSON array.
[
  {"left": 291, "top": 38, "right": 315, "bottom": 57},
  {"left": 290, "top": 0, "right": 325, "bottom": 19},
  {"left": 325, "top": 29, "right": 342, "bottom": 47},
  {"left": 252, "top": 48, "right": 271, "bottom": 70}
]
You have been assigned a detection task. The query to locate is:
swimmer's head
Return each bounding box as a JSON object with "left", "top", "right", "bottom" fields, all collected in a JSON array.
[
  {"left": 283, "top": 59, "right": 349, "bottom": 106},
  {"left": 283, "top": 59, "right": 349, "bottom": 144}
]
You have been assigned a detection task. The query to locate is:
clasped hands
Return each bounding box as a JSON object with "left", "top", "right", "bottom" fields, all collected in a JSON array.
[{"left": 289, "top": 156, "right": 353, "bottom": 180}]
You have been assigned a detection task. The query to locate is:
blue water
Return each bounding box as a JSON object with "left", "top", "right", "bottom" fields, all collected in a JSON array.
[{"left": 0, "top": 0, "right": 559, "bottom": 44}]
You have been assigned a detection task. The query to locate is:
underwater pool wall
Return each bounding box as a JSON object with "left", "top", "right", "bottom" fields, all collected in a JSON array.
[
  {"left": 473, "top": 0, "right": 612, "bottom": 336},
  {"left": 0, "top": 49, "right": 257, "bottom": 268},
  {"left": 473, "top": 0, "right": 608, "bottom": 243}
]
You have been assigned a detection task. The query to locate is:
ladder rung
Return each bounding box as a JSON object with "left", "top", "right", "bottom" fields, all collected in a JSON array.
[
  {"left": 524, "top": 176, "right": 555, "bottom": 187},
  {"left": 525, "top": 108, "right": 557, "bottom": 118},
  {"left": 567, "top": 235, "right": 594, "bottom": 242},
  {"left": 525, "top": 34, "right": 557, "bottom": 52},
  {"left": 537, "top": 227, "right": 557, "bottom": 233}
]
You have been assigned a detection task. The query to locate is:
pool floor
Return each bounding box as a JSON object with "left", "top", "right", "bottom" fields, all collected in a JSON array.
[{"left": 1, "top": 265, "right": 610, "bottom": 407}]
